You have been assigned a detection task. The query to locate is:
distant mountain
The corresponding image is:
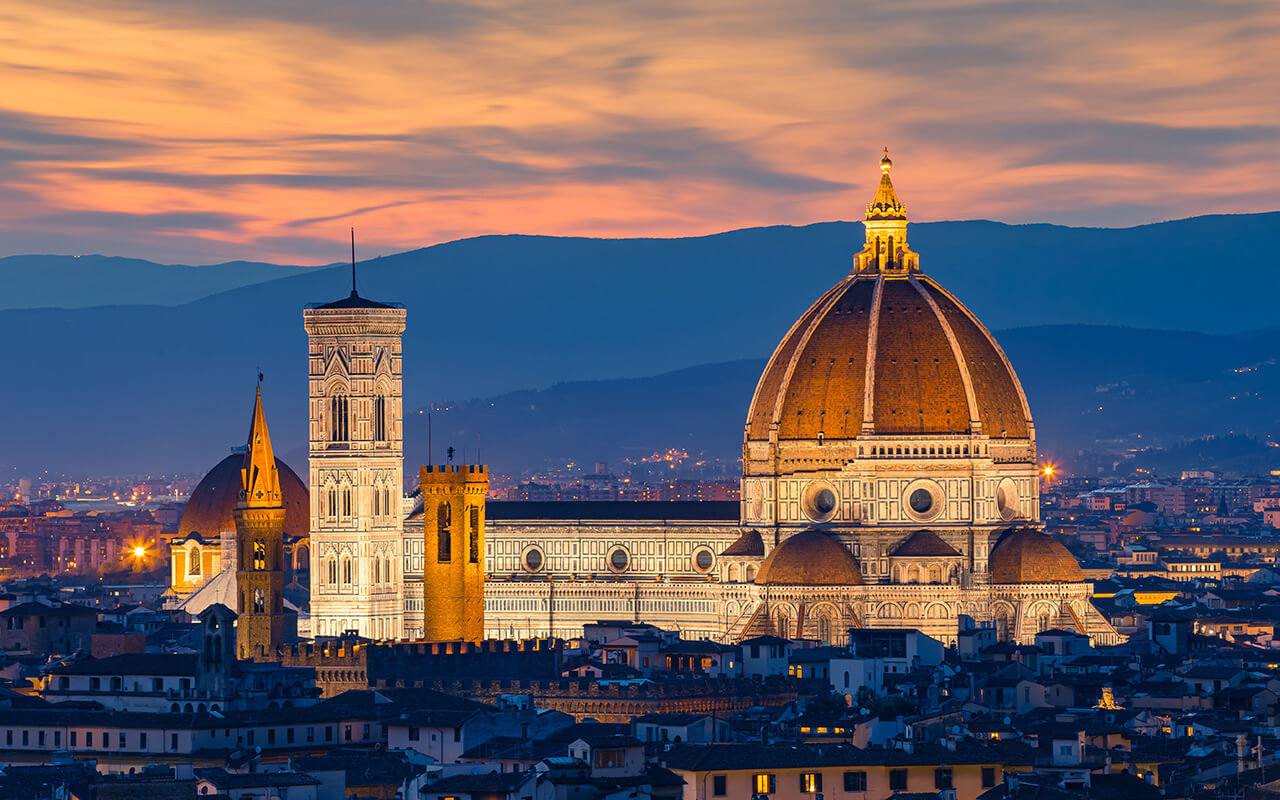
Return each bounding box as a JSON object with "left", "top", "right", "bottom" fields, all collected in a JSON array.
[
  {"left": 415, "top": 325, "right": 1280, "bottom": 479},
  {"left": 0, "top": 254, "right": 320, "bottom": 309},
  {"left": 3, "top": 213, "right": 1279, "bottom": 475}
]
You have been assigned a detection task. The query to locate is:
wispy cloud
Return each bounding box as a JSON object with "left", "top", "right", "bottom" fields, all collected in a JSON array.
[{"left": 0, "top": 0, "right": 1276, "bottom": 262}]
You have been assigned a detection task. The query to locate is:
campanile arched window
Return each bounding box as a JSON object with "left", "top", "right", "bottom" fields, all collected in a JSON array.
[
  {"left": 373, "top": 395, "right": 387, "bottom": 442},
  {"left": 330, "top": 393, "right": 349, "bottom": 442}
]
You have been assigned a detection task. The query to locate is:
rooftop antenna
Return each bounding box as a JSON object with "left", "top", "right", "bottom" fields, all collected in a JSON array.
[{"left": 350, "top": 227, "right": 358, "bottom": 297}]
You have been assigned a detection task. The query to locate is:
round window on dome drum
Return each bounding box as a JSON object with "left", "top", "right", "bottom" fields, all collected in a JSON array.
[
  {"left": 903, "top": 480, "right": 944, "bottom": 522},
  {"left": 694, "top": 548, "right": 714, "bottom": 572},
  {"left": 522, "top": 547, "right": 544, "bottom": 573},
  {"left": 909, "top": 488, "right": 933, "bottom": 514},
  {"left": 996, "top": 478, "right": 1019, "bottom": 521},
  {"left": 609, "top": 547, "right": 630, "bottom": 572},
  {"left": 802, "top": 481, "right": 839, "bottom": 523}
]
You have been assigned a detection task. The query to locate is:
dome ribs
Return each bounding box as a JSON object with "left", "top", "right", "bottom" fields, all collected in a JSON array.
[
  {"left": 871, "top": 278, "right": 970, "bottom": 435},
  {"left": 989, "top": 528, "right": 1083, "bottom": 583},
  {"left": 927, "top": 281, "right": 1031, "bottom": 439},
  {"left": 746, "top": 279, "right": 847, "bottom": 441},
  {"left": 755, "top": 529, "right": 864, "bottom": 586},
  {"left": 776, "top": 278, "right": 875, "bottom": 440}
]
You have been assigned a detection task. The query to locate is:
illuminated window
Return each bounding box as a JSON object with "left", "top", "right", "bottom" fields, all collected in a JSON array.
[
  {"left": 253, "top": 589, "right": 265, "bottom": 613},
  {"left": 187, "top": 546, "right": 201, "bottom": 575},
  {"left": 753, "top": 774, "right": 775, "bottom": 795},
  {"left": 253, "top": 540, "right": 266, "bottom": 571},
  {"left": 800, "top": 773, "right": 822, "bottom": 793}
]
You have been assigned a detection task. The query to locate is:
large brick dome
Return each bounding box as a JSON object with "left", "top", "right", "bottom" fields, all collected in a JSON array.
[
  {"left": 745, "top": 152, "right": 1031, "bottom": 448},
  {"left": 178, "top": 452, "right": 309, "bottom": 541},
  {"left": 745, "top": 272, "right": 1031, "bottom": 443}
]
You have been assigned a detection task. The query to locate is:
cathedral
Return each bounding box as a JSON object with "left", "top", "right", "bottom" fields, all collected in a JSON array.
[{"left": 169, "top": 153, "right": 1121, "bottom": 649}]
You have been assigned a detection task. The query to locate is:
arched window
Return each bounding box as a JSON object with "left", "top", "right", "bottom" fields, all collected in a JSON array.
[
  {"left": 327, "top": 487, "right": 338, "bottom": 519},
  {"left": 342, "top": 487, "right": 352, "bottom": 518},
  {"left": 468, "top": 505, "right": 480, "bottom": 564},
  {"left": 437, "top": 502, "right": 452, "bottom": 562},
  {"left": 342, "top": 557, "right": 352, "bottom": 585},
  {"left": 188, "top": 546, "right": 201, "bottom": 576},
  {"left": 330, "top": 393, "right": 349, "bottom": 442},
  {"left": 327, "top": 558, "right": 337, "bottom": 585},
  {"left": 253, "top": 540, "right": 266, "bottom": 571},
  {"left": 373, "top": 557, "right": 381, "bottom": 584},
  {"left": 373, "top": 487, "right": 381, "bottom": 517},
  {"left": 373, "top": 395, "right": 387, "bottom": 442},
  {"left": 253, "top": 589, "right": 265, "bottom": 613}
]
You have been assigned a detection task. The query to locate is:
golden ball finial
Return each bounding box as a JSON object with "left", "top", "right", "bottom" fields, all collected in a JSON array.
[{"left": 880, "top": 147, "right": 892, "bottom": 172}]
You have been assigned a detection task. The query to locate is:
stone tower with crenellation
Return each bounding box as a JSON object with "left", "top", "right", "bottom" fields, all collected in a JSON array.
[
  {"left": 234, "top": 385, "right": 288, "bottom": 659},
  {"left": 420, "top": 464, "right": 488, "bottom": 642},
  {"left": 304, "top": 279, "right": 406, "bottom": 641}
]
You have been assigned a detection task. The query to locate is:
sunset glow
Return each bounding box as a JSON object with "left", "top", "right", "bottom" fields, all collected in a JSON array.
[{"left": 3, "top": 0, "right": 1279, "bottom": 263}]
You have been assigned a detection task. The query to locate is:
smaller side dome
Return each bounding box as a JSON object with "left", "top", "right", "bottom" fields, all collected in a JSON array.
[
  {"left": 755, "top": 529, "right": 863, "bottom": 586},
  {"left": 989, "top": 528, "right": 1084, "bottom": 584}
]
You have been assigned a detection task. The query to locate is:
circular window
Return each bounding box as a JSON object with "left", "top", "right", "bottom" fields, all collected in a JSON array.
[
  {"left": 903, "top": 480, "right": 944, "bottom": 522},
  {"left": 996, "top": 479, "right": 1019, "bottom": 521},
  {"left": 693, "top": 547, "right": 714, "bottom": 573},
  {"left": 909, "top": 488, "right": 933, "bottom": 514},
  {"left": 522, "top": 547, "right": 544, "bottom": 573},
  {"left": 608, "top": 547, "right": 630, "bottom": 573},
  {"left": 802, "top": 481, "right": 839, "bottom": 523}
]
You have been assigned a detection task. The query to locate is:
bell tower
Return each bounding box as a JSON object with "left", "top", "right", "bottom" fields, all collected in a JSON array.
[
  {"left": 234, "top": 385, "right": 288, "bottom": 659},
  {"left": 304, "top": 269, "right": 406, "bottom": 641},
  {"left": 420, "top": 464, "right": 488, "bottom": 641}
]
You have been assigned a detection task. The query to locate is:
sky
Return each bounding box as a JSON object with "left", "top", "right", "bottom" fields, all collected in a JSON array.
[{"left": 2, "top": 0, "right": 1278, "bottom": 264}]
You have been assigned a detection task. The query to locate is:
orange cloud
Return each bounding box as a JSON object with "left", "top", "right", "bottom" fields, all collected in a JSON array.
[{"left": 1, "top": 0, "right": 1278, "bottom": 262}]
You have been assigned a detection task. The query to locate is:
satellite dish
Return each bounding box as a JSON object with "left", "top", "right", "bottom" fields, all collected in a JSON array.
[
  {"left": 951, "top": 725, "right": 961, "bottom": 735},
  {"left": 1004, "top": 716, "right": 1012, "bottom": 726},
  {"left": 859, "top": 708, "right": 870, "bottom": 715}
]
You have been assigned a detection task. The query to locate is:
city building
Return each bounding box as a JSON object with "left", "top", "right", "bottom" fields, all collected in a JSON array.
[
  {"left": 466, "top": 154, "right": 1119, "bottom": 646},
  {"left": 303, "top": 277, "right": 407, "bottom": 641}
]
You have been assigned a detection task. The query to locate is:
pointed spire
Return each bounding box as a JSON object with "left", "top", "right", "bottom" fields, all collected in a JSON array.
[
  {"left": 866, "top": 147, "right": 907, "bottom": 221},
  {"left": 239, "top": 382, "right": 282, "bottom": 509},
  {"left": 853, "top": 148, "right": 919, "bottom": 275},
  {"left": 350, "top": 227, "right": 358, "bottom": 298}
]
